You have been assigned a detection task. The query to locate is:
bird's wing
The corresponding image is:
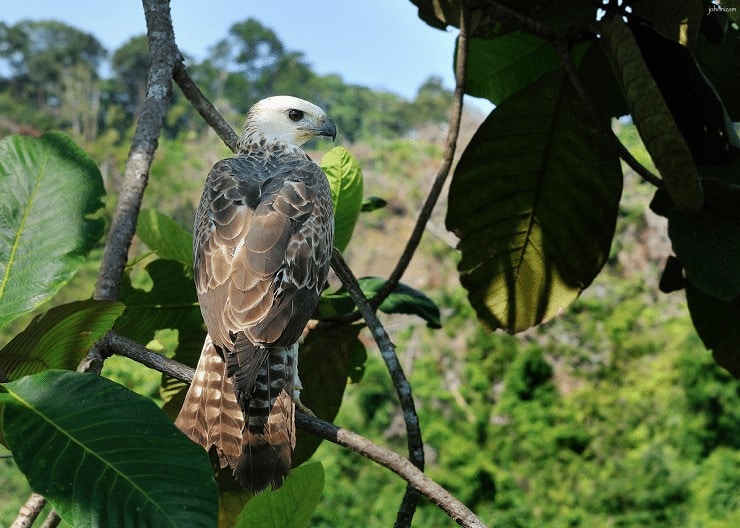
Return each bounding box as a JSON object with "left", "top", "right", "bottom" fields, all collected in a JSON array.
[{"left": 193, "top": 150, "right": 333, "bottom": 362}]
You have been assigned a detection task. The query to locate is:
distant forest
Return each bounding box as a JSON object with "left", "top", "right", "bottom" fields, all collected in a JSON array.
[{"left": 0, "top": 17, "right": 453, "bottom": 143}]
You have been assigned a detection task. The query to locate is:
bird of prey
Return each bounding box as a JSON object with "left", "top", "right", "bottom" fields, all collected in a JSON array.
[{"left": 175, "top": 96, "right": 336, "bottom": 493}]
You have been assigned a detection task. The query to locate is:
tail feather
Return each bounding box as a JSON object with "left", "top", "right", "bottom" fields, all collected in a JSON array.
[{"left": 176, "top": 335, "right": 297, "bottom": 494}]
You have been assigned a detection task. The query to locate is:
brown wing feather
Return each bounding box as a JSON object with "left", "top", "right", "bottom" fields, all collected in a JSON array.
[{"left": 194, "top": 148, "right": 333, "bottom": 351}]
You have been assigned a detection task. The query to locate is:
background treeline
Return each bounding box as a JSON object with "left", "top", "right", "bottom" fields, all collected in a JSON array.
[
  {"left": 1, "top": 15, "right": 739, "bottom": 528},
  {"left": 0, "top": 18, "right": 452, "bottom": 143}
]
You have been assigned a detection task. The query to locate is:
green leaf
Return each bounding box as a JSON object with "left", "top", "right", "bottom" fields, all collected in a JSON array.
[
  {"left": 136, "top": 208, "right": 194, "bottom": 269},
  {"left": 462, "top": 32, "right": 588, "bottom": 106},
  {"left": 116, "top": 259, "right": 205, "bottom": 418},
  {"left": 1, "top": 370, "right": 218, "bottom": 527},
  {"left": 318, "top": 277, "right": 442, "bottom": 328},
  {"left": 686, "top": 280, "right": 740, "bottom": 377},
  {"left": 446, "top": 71, "right": 623, "bottom": 333},
  {"left": 578, "top": 42, "right": 629, "bottom": 118},
  {"left": 294, "top": 323, "right": 365, "bottom": 465},
  {"left": 0, "top": 300, "right": 124, "bottom": 380},
  {"left": 236, "top": 462, "right": 324, "bottom": 528},
  {"left": 696, "top": 19, "right": 740, "bottom": 121},
  {"left": 668, "top": 180, "right": 740, "bottom": 301},
  {"left": 321, "top": 146, "right": 364, "bottom": 251},
  {"left": 602, "top": 16, "right": 703, "bottom": 214},
  {"left": 0, "top": 132, "right": 105, "bottom": 327},
  {"left": 361, "top": 196, "right": 387, "bottom": 212}
]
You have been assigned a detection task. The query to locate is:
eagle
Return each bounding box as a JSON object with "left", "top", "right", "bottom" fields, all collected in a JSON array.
[{"left": 175, "top": 96, "right": 336, "bottom": 493}]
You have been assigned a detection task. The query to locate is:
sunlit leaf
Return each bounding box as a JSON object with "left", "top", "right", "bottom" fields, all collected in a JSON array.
[
  {"left": 0, "top": 300, "right": 124, "bottom": 380},
  {"left": 446, "top": 71, "right": 622, "bottom": 333},
  {"left": 0, "top": 132, "right": 105, "bottom": 327},
  {"left": 236, "top": 462, "right": 324, "bottom": 528},
  {"left": 321, "top": 147, "right": 364, "bottom": 251},
  {"left": 136, "top": 208, "right": 194, "bottom": 269},
  {"left": 0, "top": 370, "right": 218, "bottom": 527}
]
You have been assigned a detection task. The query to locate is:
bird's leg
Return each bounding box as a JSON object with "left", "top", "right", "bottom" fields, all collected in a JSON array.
[{"left": 291, "top": 343, "right": 315, "bottom": 416}]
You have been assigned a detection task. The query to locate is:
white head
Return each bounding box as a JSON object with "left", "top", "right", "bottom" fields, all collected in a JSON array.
[{"left": 239, "top": 96, "right": 337, "bottom": 149}]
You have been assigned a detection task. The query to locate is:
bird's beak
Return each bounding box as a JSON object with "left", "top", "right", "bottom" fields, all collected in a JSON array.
[{"left": 318, "top": 118, "right": 337, "bottom": 142}]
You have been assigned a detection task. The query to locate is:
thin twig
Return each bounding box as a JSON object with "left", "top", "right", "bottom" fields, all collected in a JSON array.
[
  {"left": 10, "top": 493, "right": 46, "bottom": 528},
  {"left": 38, "top": 511, "right": 61, "bottom": 528},
  {"left": 173, "top": 62, "right": 239, "bottom": 152},
  {"left": 93, "top": 0, "right": 179, "bottom": 301},
  {"left": 331, "top": 249, "right": 424, "bottom": 527},
  {"left": 99, "top": 330, "right": 487, "bottom": 528},
  {"left": 371, "top": 6, "right": 471, "bottom": 311}
]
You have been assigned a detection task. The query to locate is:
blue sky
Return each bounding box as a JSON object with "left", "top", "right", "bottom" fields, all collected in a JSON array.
[{"left": 2, "top": 0, "right": 462, "bottom": 101}]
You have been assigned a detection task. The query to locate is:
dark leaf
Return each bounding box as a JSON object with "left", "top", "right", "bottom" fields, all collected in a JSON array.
[
  {"left": 686, "top": 280, "right": 740, "bottom": 377},
  {"left": 0, "top": 132, "right": 105, "bottom": 327},
  {"left": 659, "top": 255, "right": 685, "bottom": 293},
  {"left": 318, "top": 277, "right": 442, "bottom": 328},
  {"left": 696, "top": 14, "right": 740, "bottom": 121},
  {"left": 0, "top": 370, "right": 218, "bottom": 527},
  {"left": 0, "top": 300, "right": 124, "bottom": 380},
  {"left": 668, "top": 180, "right": 740, "bottom": 301},
  {"left": 603, "top": 16, "right": 704, "bottom": 214},
  {"left": 446, "top": 71, "right": 622, "bottom": 333},
  {"left": 361, "top": 196, "right": 387, "bottom": 212},
  {"left": 578, "top": 42, "right": 629, "bottom": 118},
  {"left": 630, "top": 21, "right": 740, "bottom": 166},
  {"left": 293, "top": 323, "right": 366, "bottom": 465},
  {"left": 629, "top": 0, "right": 703, "bottom": 49}
]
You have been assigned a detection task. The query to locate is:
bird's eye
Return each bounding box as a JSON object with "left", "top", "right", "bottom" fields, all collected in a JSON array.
[{"left": 288, "top": 109, "right": 304, "bottom": 122}]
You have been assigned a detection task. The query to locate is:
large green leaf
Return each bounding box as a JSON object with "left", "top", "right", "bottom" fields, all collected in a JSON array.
[
  {"left": 318, "top": 276, "right": 442, "bottom": 328},
  {"left": 293, "top": 323, "right": 365, "bottom": 466},
  {"left": 0, "top": 300, "right": 124, "bottom": 381},
  {"left": 668, "top": 180, "right": 740, "bottom": 301},
  {"left": 136, "top": 208, "right": 194, "bottom": 269},
  {"left": 446, "top": 71, "right": 623, "bottom": 333},
  {"left": 602, "top": 16, "right": 703, "bottom": 214},
  {"left": 116, "top": 259, "right": 205, "bottom": 417},
  {"left": 630, "top": 0, "right": 703, "bottom": 49},
  {"left": 320, "top": 147, "right": 363, "bottom": 251},
  {"left": 0, "top": 132, "right": 105, "bottom": 327},
  {"left": 462, "top": 32, "right": 587, "bottom": 106},
  {"left": 686, "top": 280, "right": 740, "bottom": 377},
  {"left": 0, "top": 370, "right": 218, "bottom": 527},
  {"left": 236, "top": 462, "right": 324, "bottom": 528}
]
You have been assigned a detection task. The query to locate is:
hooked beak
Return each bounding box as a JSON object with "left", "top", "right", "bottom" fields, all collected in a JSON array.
[{"left": 318, "top": 117, "right": 337, "bottom": 142}]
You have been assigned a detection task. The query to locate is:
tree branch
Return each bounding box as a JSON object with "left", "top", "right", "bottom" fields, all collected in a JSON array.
[
  {"left": 99, "top": 330, "right": 487, "bottom": 528},
  {"left": 173, "top": 62, "right": 239, "bottom": 152},
  {"left": 10, "top": 493, "right": 46, "bottom": 528},
  {"left": 330, "top": 249, "right": 424, "bottom": 527},
  {"left": 371, "top": 5, "right": 471, "bottom": 312},
  {"left": 93, "top": 0, "right": 179, "bottom": 301}
]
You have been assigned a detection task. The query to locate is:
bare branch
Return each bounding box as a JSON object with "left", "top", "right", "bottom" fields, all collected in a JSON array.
[
  {"left": 330, "top": 249, "right": 424, "bottom": 526},
  {"left": 173, "top": 63, "right": 239, "bottom": 152},
  {"left": 100, "top": 330, "right": 487, "bottom": 528},
  {"left": 93, "top": 0, "right": 179, "bottom": 301},
  {"left": 10, "top": 493, "right": 46, "bottom": 528},
  {"left": 38, "top": 511, "right": 61, "bottom": 528},
  {"left": 371, "top": 5, "right": 471, "bottom": 311}
]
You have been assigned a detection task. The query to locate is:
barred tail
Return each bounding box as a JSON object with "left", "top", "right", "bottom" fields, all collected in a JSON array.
[{"left": 233, "top": 342, "right": 297, "bottom": 494}]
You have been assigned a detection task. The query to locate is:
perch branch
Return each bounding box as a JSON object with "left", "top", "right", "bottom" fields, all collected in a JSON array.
[
  {"left": 38, "top": 511, "right": 60, "bottom": 528},
  {"left": 100, "top": 331, "right": 487, "bottom": 528},
  {"left": 93, "top": 0, "right": 179, "bottom": 301},
  {"left": 330, "top": 249, "right": 424, "bottom": 527},
  {"left": 173, "top": 63, "right": 239, "bottom": 152},
  {"left": 10, "top": 493, "right": 45, "bottom": 528}
]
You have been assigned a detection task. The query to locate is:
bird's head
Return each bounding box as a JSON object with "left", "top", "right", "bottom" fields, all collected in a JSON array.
[{"left": 239, "top": 96, "right": 337, "bottom": 149}]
